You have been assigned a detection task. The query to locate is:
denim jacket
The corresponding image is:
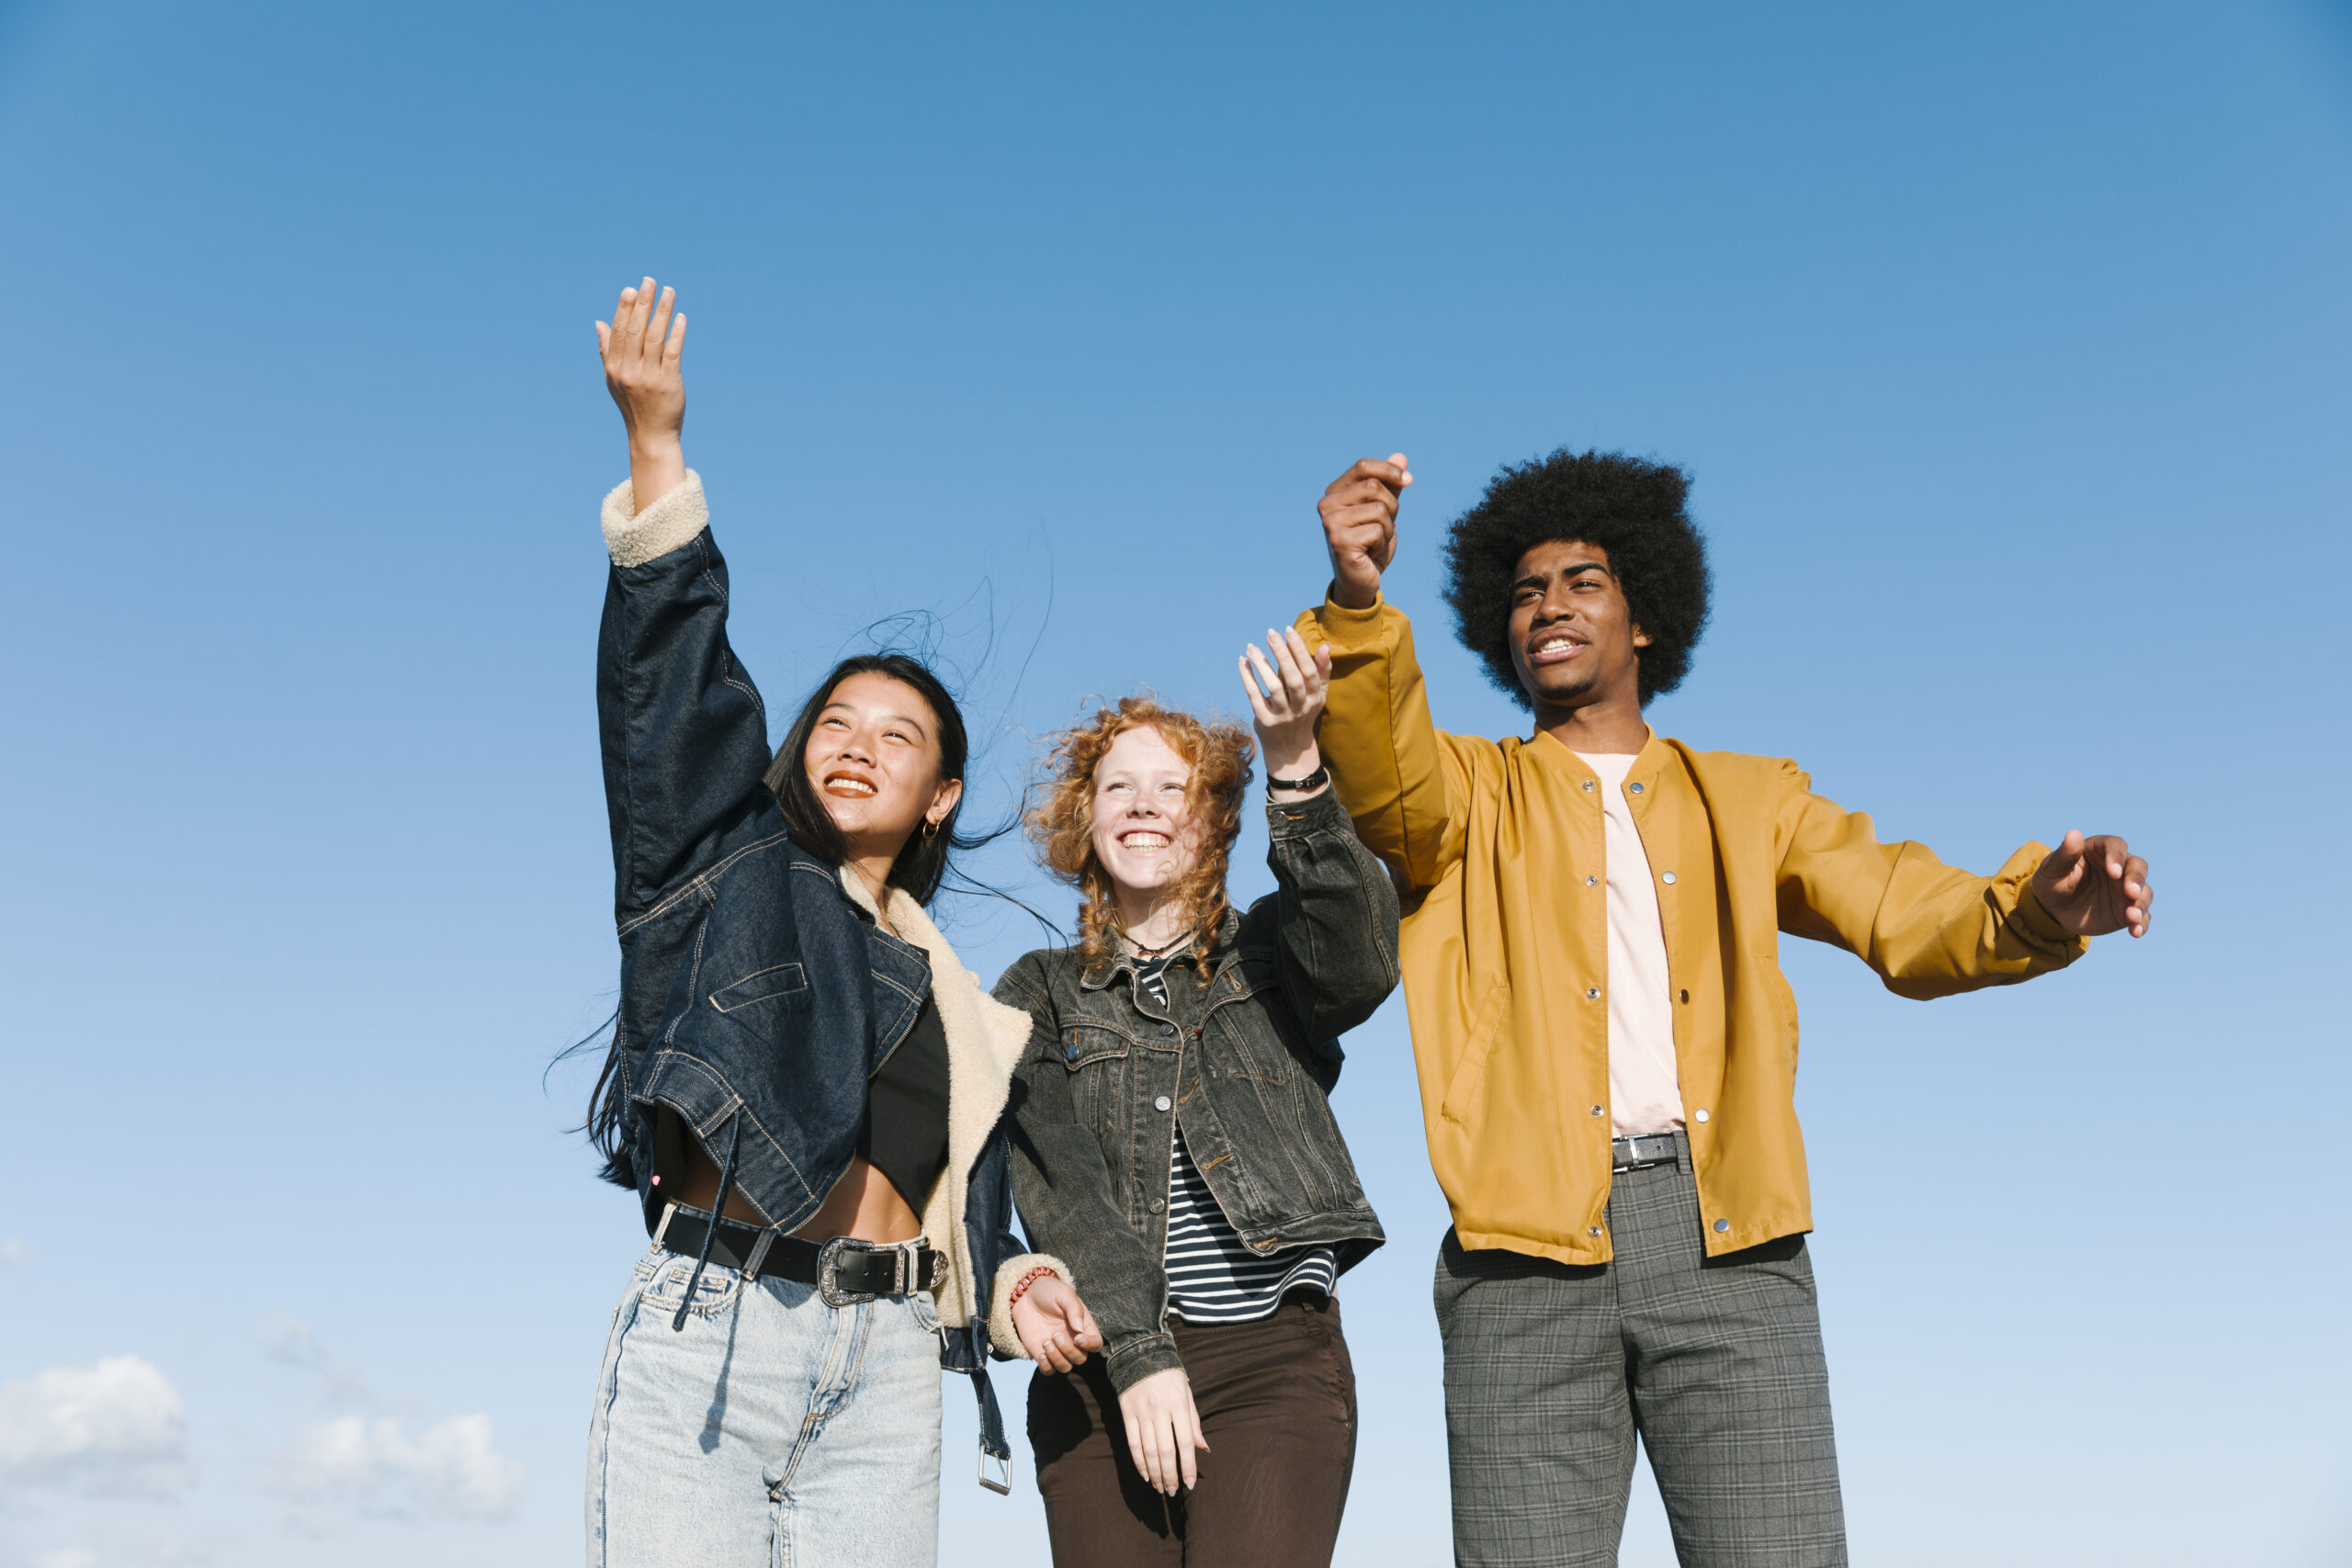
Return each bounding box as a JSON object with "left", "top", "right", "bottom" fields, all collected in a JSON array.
[
  {"left": 993, "top": 785, "right": 1401, "bottom": 1393},
  {"left": 596, "top": 472, "right": 1048, "bottom": 1477}
]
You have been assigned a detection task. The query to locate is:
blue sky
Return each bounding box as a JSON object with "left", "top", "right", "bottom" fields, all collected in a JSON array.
[{"left": 2, "top": 2, "right": 2347, "bottom": 1564}]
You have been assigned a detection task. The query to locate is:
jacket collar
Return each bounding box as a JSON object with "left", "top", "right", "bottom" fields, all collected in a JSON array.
[
  {"left": 1526, "top": 725, "right": 1677, "bottom": 796},
  {"left": 1078, "top": 905, "right": 1245, "bottom": 991}
]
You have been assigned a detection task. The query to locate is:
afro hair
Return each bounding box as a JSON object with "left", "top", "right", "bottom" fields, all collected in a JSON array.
[{"left": 1439, "top": 448, "right": 1711, "bottom": 708}]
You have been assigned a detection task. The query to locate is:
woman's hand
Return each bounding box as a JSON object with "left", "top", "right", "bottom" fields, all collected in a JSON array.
[
  {"left": 1240, "top": 625, "right": 1334, "bottom": 792},
  {"left": 596, "top": 276, "right": 688, "bottom": 513},
  {"left": 1116, "top": 1367, "right": 1209, "bottom": 1497},
  {"left": 1012, "top": 1275, "right": 1105, "bottom": 1373}
]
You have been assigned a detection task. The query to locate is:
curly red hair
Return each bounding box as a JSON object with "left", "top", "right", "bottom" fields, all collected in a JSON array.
[{"left": 1026, "top": 697, "right": 1255, "bottom": 971}]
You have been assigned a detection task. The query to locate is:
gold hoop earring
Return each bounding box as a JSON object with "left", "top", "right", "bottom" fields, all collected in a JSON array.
[{"left": 922, "top": 817, "right": 943, "bottom": 840}]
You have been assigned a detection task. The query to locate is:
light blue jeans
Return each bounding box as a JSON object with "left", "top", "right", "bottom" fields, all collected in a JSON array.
[{"left": 586, "top": 1245, "right": 944, "bottom": 1567}]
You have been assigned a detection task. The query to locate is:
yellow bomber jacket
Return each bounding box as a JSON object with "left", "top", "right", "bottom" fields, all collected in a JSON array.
[{"left": 1298, "top": 595, "right": 2088, "bottom": 1264}]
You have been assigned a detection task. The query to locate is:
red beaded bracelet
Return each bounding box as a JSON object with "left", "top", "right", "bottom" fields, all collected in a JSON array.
[{"left": 1006, "top": 1266, "right": 1058, "bottom": 1310}]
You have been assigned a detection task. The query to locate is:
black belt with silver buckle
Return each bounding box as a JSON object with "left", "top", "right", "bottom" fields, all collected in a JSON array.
[
  {"left": 654, "top": 1205, "right": 944, "bottom": 1307},
  {"left": 1611, "top": 1132, "right": 1680, "bottom": 1173}
]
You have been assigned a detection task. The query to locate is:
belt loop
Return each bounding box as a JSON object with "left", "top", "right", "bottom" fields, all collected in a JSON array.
[
  {"left": 652, "top": 1201, "right": 679, "bottom": 1249},
  {"left": 741, "top": 1227, "right": 775, "bottom": 1283},
  {"left": 1675, "top": 1127, "right": 1692, "bottom": 1176}
]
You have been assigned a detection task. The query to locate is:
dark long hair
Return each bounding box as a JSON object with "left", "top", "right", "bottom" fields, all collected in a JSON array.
[
  {"left": 758, "top": 653, "right": 977, "bottom": 904},
  {"left": 580, "top": 653, "right": 980, "bottom": 1188}
]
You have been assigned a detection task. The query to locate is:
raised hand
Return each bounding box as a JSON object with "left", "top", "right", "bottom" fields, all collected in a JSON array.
[
  {"left": 1116, "top": 1367, "right": 1210, "bottom": 1497},
  {"left": 2030, "top": 831, "right": 2154, "bottom": 938},
  {"left": 596, "top": 276, "right": 688, "bottom": 512},
  {"left": 1011, "top": 1275, "right": 1105, "bottom": 1374},
  {"left": 1317, "top": 454, "right": 1412, "bottom": 611},
  {"left": 1239, "top": 625, "right": 1333, "bottom": 792}
]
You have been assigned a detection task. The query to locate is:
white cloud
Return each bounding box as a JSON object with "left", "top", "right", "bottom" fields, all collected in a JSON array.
[
  {"left": 0, "top": 1356, "right": 190, "bottom": 1497},
  {"left": 0, "top": 1236, "right": 28, "bottom": 1265},
  {"left": 267, "top": 1413, "right": 520, "bottom": 1523},
  {"left": 34, "top": 1552, "right": 97, "bottom": 1568}
]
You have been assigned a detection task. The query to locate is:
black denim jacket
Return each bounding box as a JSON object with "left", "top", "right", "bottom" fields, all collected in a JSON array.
[{"left": 994, "top": 786, "right": 1400, "bottom": 1393}]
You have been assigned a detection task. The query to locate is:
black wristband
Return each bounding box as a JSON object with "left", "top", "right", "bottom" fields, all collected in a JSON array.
[{"left": 1265, "top": 763, "right": 1329, "bottom": 795}]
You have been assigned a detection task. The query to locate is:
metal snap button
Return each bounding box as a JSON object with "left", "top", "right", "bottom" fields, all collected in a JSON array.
[
  {"left": 1661, "top": 871, "right": 1677, "bottom": 885},
  {"left": 1629, "top": 782, "right": 1645, "bottom": 794},
  {"left": 1586, "top": 986, "right": 1600, "bottom": 1000},
  {"left": 1694, "top": 1107, "right": 1710, "bottom": 1122},
  {"left": 1588, "top": 1226, "right": 1603, "bottom": 1238},
  {"left": 1713, "top": 1218, "right": 1730, "bottom": 1233},
  {"left": 1066, "top": 1044, "right": 1080, "bottom": 1060},
  {"left": 1589, "top": 1104, "right": 1604, "bottom": 1117},
  {"left": 1581, "top": 779, "right": 1596, "bottom": 792},
  {"left": 1159, "top": 1023, "right": 1176, "bottom": 1037},
  {"left": 1154, "top": 1095, "right": 1172, "bottom": 1112},
  {"left": 1586, "top": 874, "right": 1598, "bottom": 886},
  {"left": 1149, "top": 1198, "right": 1165, "bottom": 1213},
  {"left": 1679, "top": 988, "right": 1690, "bottom": 1004}
]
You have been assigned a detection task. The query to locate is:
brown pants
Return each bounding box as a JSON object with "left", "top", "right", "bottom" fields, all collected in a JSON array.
[{"left": 1028, "top": 1294, "right": 1359, "bottom": 1567}]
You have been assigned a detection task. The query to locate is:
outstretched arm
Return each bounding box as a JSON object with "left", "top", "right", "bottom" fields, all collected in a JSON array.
[
  {"left": 1240, "top": 627, "right": 1403, "bottom": 1039},
  {"left": 593, "top": 277, "right": 774, "bottom": 922},
  {"left": 1295, "top": 455, "right": 1470, "bottom": 895}
]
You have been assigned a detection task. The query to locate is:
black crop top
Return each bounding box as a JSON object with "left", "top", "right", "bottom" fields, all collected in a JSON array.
[{"left": 857, "top": 994, "right": 951, "bottom": 1213}]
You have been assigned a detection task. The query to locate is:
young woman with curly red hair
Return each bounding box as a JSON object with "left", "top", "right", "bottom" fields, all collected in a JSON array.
[{"left": 991, "top": 633, "right": 1402, "bottom": 1567}]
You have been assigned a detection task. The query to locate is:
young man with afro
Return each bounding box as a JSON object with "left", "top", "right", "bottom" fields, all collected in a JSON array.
[{"left": 1290, "top": 451, "right": 2153, "bottom": 1568}]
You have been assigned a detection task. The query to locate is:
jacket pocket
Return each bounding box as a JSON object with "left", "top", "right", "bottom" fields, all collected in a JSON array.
[
  {"left": 1438, "top": 982, "right": 1510, "bottom": 1128},
  {"left": 707, "top": 963, "right": 808, "bottom": 1013},
  {"left": 1059, "top": 1023, "right": 1130, "bottom": 1069},
  {"left": 1060, "top": 1025, "right": 1131, "bottom": 1139}
]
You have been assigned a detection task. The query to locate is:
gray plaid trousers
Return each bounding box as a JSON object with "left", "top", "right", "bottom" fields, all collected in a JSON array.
[{"left": 1432, "top": 1136, "right": 1847, "bottom": 1567}]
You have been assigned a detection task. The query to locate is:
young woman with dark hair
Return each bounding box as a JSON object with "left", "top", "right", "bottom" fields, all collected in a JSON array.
[
  {"left": 991, "top": 633, "right": 1402, "bottom": 1567},
  {"left": 579, "top": 277, "right": 1102, "bottom": 1567}
]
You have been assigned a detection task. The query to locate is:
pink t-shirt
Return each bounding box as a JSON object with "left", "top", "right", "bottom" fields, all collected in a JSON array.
[{"left": 1574, "top": 752, "right": 1684, "bottom": 1138}]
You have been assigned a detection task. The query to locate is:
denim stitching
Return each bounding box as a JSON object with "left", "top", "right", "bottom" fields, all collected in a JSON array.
[{"left": 618, "top": 829, "right": 793, "bottom": 937}]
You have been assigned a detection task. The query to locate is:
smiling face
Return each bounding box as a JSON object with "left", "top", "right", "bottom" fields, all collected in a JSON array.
[
  {"left": 1506, "top": 538, "right": 1652, "bottom": 715},
  {"left": 1089, "top": 725, "right": 1202, "bottom": 900},
  {"left": 801, "top": 670, "right": 962, "bottom": 858}
]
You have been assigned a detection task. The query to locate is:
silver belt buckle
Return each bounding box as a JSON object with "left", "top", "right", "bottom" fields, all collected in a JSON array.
[{"left": 817, "top": 1236, "right": 880, "bottom": 1308}]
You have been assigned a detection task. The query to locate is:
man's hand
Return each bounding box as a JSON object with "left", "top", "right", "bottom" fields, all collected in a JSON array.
[
  {"left": 1011, "top": 1275, "right": 1104, "bottom": 1374},
  {"left": 1116, "top": 1367, "right": 1209, "bottom": 1497},
  {"left": 596, "top": 276, "right": 688, "bottom": 513},
  {"left": 1318, "top": 454, "right": 1412, "bottom": 611},
  {"left": 2031, "top": 831, "right": 2154, "bottom": 938}
]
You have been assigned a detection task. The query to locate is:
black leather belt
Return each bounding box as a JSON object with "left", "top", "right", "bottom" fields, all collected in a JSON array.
[
  {"left": 1611, "top": 1132, "right": 1681, "bottom": 1172},
  {"left": 654, "top": 1205, "right": 944, "bottom": 1307}
]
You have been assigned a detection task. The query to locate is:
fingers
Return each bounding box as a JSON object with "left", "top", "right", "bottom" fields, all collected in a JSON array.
[
  {"left": 1176, "top": 1384, "right": 1206, "bottom": 1491},
  {"left": 665, "top": 309, "right": 687, "bottom": 362},
  {"left": 1068, "top": 1301, "right": 1104, "bottom": 1352},
  {"left": 1121, "top": 1407, "right": 1151, "bottom": 1491},
  {"left": 1238, "top": 652, "right": 1276, "bottom": 724},
  {"left": 1323, "top": 456, "right": 1411, "bottom": 495},
  {"left": 595, "top": 320, "right": 611, "bottom": 355},
  {"left": 1149, "top": 1408, "right": 1179, "bottom": 1496},
  {"left": 1264, "top": 627, "right": 1310, "bottom": 703},
  {"left": 608, "top": 281, "right": 639, "bottom": 352},
  {"left": 1245, "top": 642, "right": 1285, "bottom": 710},
  {"left": 646, "top": 284, "right": 676, "bottom": 363}
]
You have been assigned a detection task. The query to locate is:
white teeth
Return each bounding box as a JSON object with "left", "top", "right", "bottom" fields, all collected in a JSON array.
[
  {"left": 827, "top": 777, "right": 876, "bottom": 796},
  {"left": 1121, "top": 832, "right": 1170, "bottom": 850}
]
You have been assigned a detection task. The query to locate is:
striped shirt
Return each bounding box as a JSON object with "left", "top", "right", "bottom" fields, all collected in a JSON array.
[{"left": 1134, "top": 954, "right": 1337, "bottom": 1324}]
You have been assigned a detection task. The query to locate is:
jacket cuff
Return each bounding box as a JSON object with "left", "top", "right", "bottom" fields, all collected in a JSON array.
[
  {"left": 2008, "top": 871, "right": 2090, "bottom": 959},
  {"left": 601, "top": 471, "right": 709, "bottom": 567},
  {"left": 987, "top": 1253, "right": 1075, "bottom": 1359},
  {"left": 1103, "top": 1329, "right": 1184, "bottom": 1394},
  {"left": 1267, "top": 783, "right": 1351, "bottom": 837},
  {"left": 1298, "top": 592, "right": 1391, "bottom": 648}
]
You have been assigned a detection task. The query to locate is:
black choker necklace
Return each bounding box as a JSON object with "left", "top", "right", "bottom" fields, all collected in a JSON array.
[{"left": 1123, "top": 931, "right": 1191, "bottom": 961}]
